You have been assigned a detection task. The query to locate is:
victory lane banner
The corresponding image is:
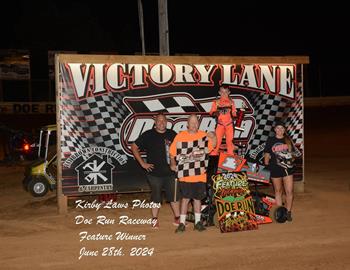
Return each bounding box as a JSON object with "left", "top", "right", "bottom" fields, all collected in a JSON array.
[{"left": 56, "top": 55, "right": 308, "bottom": 196}]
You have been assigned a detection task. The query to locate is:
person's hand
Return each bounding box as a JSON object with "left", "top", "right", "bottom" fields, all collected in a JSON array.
[
  {"left": 141, "top": 162, "right": 154, "bottom": 172},
  {"left": 231, "top": 108, "right": 237, "bottom": 118},
  {"left": 213, "top": 111, "right": 220, "bottom": 117},
  {"left": 207, "top": 131, "right": 217, "bottom": 148},
  {"left": 207, "top": 131, "right": 215, "bottom": 137},
  {"left": 207, "top": 131, "right": 216, "bottom": 141},
  {"left": 170, "top": 163, "right": 176, "bottom": 172}
]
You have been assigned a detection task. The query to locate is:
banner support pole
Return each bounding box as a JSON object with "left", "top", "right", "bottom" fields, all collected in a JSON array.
[{"left": 55, "top": 54, "right": 68, "bottom": 215}]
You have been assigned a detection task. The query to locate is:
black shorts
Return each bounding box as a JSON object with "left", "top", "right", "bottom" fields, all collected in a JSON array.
[
  {"left": 146, "top": 175, "right": 180, "bottom": 203},
  {"left": 270, "top": 165, "right": 294, "bottom": 178},
  {"left": 179, "top": 181, "right": 207, "bottom": 200}
]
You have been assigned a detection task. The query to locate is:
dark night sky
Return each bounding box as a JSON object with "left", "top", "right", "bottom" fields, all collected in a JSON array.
[{"left": 1, "top": 0, "right": 349, "bottom": 96}]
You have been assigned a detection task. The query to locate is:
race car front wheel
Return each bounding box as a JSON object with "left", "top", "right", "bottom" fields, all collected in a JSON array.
[{"left": 28, "top": 178, "right": 49, "bottom": 197}]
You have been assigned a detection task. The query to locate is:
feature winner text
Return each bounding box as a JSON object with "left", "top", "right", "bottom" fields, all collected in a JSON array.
[{"left": 79, "top": 231, "right": 147, "bottom": 242}]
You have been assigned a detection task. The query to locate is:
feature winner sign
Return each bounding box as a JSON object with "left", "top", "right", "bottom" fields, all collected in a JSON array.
[
  {"left": 56, "top": 55, "right": 308, "bottom": 196},
  {"left": 213, "top": 171, "right": 258, "bottom": 232}
]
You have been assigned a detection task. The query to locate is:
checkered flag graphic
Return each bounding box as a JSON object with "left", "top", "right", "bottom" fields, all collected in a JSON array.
[
  {"left": 246, "top": 93, "right": 287, "bottom": 153},
  {"left": 245, "top": 89, "right": 303, "bottom": 155},
  {"left": 176, "top": 137, "right": 209, "bottom": 178},
  {"left": 124, "top": 94, "right": 205, "bottom": 114},
  {"left": 60, "top": 64, "right": 128, "bottom": 161},
  {"left": 284, "top": 88, "right": 303, "bottom": 150}
]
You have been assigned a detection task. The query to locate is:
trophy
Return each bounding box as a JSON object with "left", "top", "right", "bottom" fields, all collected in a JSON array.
[{"left": 234, "top": 104, "right": 245, "bottom": 132}]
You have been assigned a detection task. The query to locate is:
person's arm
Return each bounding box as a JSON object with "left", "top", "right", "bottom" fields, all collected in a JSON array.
[
  {"left": 169, "top": 135, "right": 179, "bottom": 172},
  {"left": 131, "top": 143, "right": 154, "bottom": 172},
  {"left": 170, "top": 156, "right": 177, "bottom": 172},
  {"left": 210, "top": 100, "right": 219, "bottom": 117},
  {"left": 231, "top": 98, "right": 237, "bottom": 117},
  {"left": 207, "top": 131, "right": 217, "bottom": 149},
  {"left": 264, "top": 152, "right": 271, "bottom": 166},
  {"left": 263, "top": 138, "right": 271, "bottom": 166}
]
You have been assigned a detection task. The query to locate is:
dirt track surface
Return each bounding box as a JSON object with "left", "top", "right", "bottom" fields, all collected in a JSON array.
[{"left": 1, "top": 106, "right": 350, "bottom": 270}]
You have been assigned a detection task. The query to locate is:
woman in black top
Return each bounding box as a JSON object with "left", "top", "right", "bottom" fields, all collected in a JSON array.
[{"left": 264, "top": 121, "right": 295, "bottom": 221}]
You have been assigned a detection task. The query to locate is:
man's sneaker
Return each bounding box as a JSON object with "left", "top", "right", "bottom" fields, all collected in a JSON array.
[
  {"left": 152, "top": 218, "right": 159, "bottom": 229},
  {"left": 173, "top": 217, "right": 180, "bottom": 226},
  {"left": 194, "top": 221, "right": 206, "bottom": 232},
  {"left": 287, "top": 211, "right": 293, "bottom": 222},
  {"left": 175, "top": 223, "right": 186, "bottom": 233}
]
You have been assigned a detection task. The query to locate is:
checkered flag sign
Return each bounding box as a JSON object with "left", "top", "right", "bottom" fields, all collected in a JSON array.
[
  {"left": 123, "top": 93, "right": 206, "bottom": 114},
  {"left": 246, "top": 93, "right": 287, "bottom": 153},
  {"left": 59, "top": 64, "right": 128, "bottom": 161},
  {"left": 175, "top": 137, "right": 209, "bottom": 178},
  {"left": 245, "top": 87, "right": 303, "bottom": 164},
  {"left": 284, "top": 87, "right": 303, "bottom": 149}
]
